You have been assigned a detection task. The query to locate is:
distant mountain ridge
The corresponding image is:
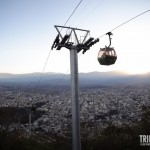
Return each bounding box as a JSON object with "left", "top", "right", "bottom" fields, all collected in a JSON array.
[{"left": 0, "top": 71, "right": 150, "bottom": 87}]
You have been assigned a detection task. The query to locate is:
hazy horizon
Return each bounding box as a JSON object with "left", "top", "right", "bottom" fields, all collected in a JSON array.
[{"left": 0, "top": 70, "right": 149, "bottom": 76}]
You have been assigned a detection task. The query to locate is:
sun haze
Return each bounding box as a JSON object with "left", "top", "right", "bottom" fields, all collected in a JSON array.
[{"left": 0, "top": 0, "right": 150, "bottom": 74}]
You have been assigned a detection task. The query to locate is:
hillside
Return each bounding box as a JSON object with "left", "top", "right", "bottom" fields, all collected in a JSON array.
[{"left": 0, "top": 71, "right": 150, "bottom": 87}]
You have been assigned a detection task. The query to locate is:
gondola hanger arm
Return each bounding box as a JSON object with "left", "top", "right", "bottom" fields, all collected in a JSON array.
[{"left": 106, "top": 32, "right": 113, "bottom": 47}]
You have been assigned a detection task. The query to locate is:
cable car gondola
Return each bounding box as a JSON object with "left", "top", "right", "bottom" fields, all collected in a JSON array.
[
  {"left": 98, "top": 46, "right": 117, "bottom": 65},
  {"left": 97, "top": 32, "right": 117, "bottom": 66}
]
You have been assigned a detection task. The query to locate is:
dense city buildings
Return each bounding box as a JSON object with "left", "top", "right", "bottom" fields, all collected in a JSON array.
[{"left": 0, "top": 84, "right": 150, "bottom": 138}]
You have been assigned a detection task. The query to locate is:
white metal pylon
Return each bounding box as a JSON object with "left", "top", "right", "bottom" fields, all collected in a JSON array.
[{"left": 52, "top": 25, "right": 99, "bottom": 150}]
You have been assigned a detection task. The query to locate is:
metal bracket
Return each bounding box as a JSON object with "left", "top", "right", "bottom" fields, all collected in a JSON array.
[
  {"left": 52, "top": 25, "right": 91, "bottom": 52},
  {"left": 106, "top": 32, "right": 113, "bottom": 47}
]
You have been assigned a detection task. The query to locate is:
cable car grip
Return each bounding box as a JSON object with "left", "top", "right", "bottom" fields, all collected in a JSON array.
[{"left": 106, "top": 32, "right": 113, "bottom": 47}]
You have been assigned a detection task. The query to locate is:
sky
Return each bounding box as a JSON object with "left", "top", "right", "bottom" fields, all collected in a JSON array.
[{"left": 0, "top": 0, "right": 150, "bottom": 74}]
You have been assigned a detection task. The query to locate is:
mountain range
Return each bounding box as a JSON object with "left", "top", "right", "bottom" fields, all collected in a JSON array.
[{"left": 0, "top": 71, "right": 150, "bottom": 87}]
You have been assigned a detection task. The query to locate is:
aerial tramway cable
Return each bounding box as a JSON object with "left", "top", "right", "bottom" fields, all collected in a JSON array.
[
  {"left": 36, "top": 0, "right": 83, "bottom": 89},
  {"left": 98, "top": 10, "right": 150, "bottom": 39}
]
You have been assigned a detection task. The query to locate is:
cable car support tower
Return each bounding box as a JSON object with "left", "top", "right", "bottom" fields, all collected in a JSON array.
[{"left": 51, "top": 25, "right": 99, "bottom": 150}]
